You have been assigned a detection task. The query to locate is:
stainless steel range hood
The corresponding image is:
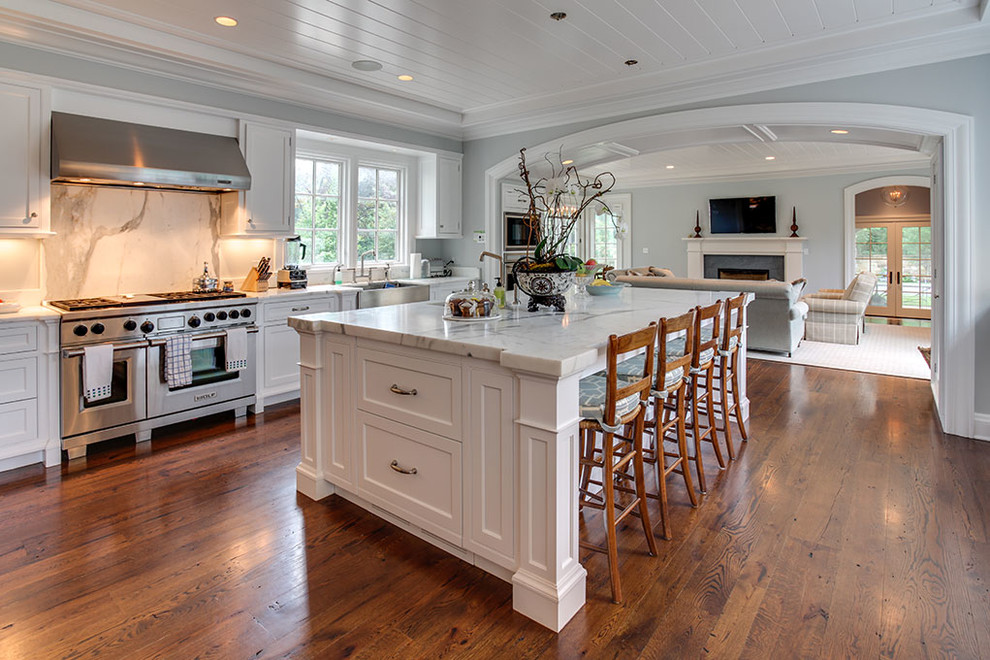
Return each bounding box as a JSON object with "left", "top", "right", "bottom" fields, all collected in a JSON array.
[{"left": 51, "top": 112, "right": 251, "bottom": 192}]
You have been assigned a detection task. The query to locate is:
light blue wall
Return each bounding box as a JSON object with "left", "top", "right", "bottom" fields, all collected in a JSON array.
[
  {"left": 451, "top": 53, "right": 989, "bottom": 417},
  {"left": 617, "top": 169, "right": 928, "bottom": 291}
]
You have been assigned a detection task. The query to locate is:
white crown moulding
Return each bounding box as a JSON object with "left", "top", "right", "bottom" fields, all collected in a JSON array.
[{"left": 0, "top": 0, "right": 988, "bottom": 141}]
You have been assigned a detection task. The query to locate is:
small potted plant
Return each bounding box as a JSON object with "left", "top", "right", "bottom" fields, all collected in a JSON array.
[{"left": 513, "top": 148, "right": 615, "bottom": 312}]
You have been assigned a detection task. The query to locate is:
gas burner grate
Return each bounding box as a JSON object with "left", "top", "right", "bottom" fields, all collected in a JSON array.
[
  {"left": 149, "top": 291, "right": 247, "bottom": 301},
  {"left": 48, "top": 298, "right": 123, "bottom": 311}
]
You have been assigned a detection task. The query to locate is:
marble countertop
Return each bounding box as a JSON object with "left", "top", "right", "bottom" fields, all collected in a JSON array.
[
  {"left": 0, "top": 305, "right": 61, "bottom": 324},
  {"left": 244, "top": 276, "right": 474, "bottom": 300},
  {"left": 289, "top": 287, "right": 734, "bottom": 378}
]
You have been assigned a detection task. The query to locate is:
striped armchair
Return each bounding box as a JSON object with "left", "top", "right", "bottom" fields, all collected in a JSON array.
[{"left": 801, "top": 272, "right": 878, "bottom": 345}]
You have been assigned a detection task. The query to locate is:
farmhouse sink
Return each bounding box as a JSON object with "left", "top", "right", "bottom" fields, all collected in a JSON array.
[{"left": 341, "top": 281, "right": 430, "bottom": 309}]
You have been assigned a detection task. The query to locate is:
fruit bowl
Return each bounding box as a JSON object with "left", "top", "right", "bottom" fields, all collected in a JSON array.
[{"left": 585, "top": 281, "right": 628, "bottom": 296}]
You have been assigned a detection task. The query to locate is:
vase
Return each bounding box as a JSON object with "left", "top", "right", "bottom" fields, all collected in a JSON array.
[{"left": 513, "top": 268, "right": 576, "bottom": 312}]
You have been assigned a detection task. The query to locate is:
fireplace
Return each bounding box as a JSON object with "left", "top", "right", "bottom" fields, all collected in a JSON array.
[
  {"left": 704, "top": 254, "right": 785, "bottom": 281},
  {"left": 684, "top": 237, "right": 807, "bottom": 281},
  {"left": 719, "top": 268, "right": 770, "bottom": 281}
]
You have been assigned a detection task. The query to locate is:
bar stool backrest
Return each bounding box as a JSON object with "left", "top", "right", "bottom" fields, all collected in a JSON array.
[
  {"left": 722, "top": 293, "right": 746, "bottom": 355},
  {"left": 658, "top": 309, "right": 695, "bottom": 394},
  {"left": 693, "top": 300, "right": 723, "bottom": 369},
  {"left": 604, "top": 323, "right": 657, "bottom": 426}
]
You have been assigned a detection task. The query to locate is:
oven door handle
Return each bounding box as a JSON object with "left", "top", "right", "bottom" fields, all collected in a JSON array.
[
  {"left": 61, "top": 340, "right": 150, "bottom": 358},
  {"left": 147, "top": 326, "right": 259, "bottom": 346}
]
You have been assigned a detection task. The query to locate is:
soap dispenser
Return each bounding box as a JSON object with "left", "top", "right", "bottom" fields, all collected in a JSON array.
[{"left": 493, "top": 277, "right": 506, "bottom": 308}]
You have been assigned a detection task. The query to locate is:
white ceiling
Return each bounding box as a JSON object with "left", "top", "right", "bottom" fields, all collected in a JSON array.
[{"left": 0, "top": 0, "right": 988, "bottom": 140}]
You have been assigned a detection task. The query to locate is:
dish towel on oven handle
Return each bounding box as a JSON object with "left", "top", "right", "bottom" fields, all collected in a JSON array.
[
  {"left": 225, "top": 327, "right": 248, "bottom": 372},
  {"left": 164, "top": 334, "right": 193, "bottom": 388},
  {"left": 82, "top": 344, "right": 114, "bottom": 402}
]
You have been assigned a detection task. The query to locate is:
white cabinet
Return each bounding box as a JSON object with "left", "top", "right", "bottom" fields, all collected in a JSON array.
[
  {"left": 418, "top": 153, "right": 462, "bottom": 238},
  {"left": 501, "top": 181, "right": 528, "bottom": 213},
  {"left": 0, "top": 80, "right": 49, "bottom": 235},
  {"left": 222, "top": 121, "right": 294, "bottom": 236},
  {"left": 0, "top": 319, "right": 59, "bottom": 471}
]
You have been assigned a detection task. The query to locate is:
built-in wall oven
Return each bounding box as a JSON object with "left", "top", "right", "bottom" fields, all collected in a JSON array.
[
  {"left": 504, "top": 212, "right": 539, "bottom": 253},
  {"left": 51, "top": 293, "right": 258, "bottom": 459}
]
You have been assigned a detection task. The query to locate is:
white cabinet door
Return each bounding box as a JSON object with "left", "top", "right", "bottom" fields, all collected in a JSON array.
[
  {"left": 417, "top": 153, "right": 462, "bottom": 239},
  {"left": 436, "top": 155, "right": 462, "bottom": 237},
  {"left": 0, "top": 81, "right": 45, "bottom": 231},
  {"left": 463, "top": 367, "right": 516, "bottom": 568},
  {"left": 224, "top": 122, "right": 294, "bottom": 235},
  {"left": 263, "top": 323, "right": 304, "bottom": 393}
]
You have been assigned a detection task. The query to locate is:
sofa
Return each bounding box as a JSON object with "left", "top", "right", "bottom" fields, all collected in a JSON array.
[{"left": 608, "top": 267, "right": 809, "bottom": 356}]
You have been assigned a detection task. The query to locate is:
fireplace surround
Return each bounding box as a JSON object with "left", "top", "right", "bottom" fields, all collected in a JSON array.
[{"left": 685, "top": 237, "right": 807, "bottom": 281}]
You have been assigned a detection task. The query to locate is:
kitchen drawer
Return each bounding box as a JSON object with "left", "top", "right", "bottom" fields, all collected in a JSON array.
[
  {"left": 0, "top": 356, "right": 38, "bottom": 404},
  {"left": 0, "top": 324, "right": 39, "bottom": 356},
  {"left": 355, "top": 412, "right": 461, "bottom": 544},
  {"left": 356, "top": 347, "right": 461, "bottom": 439},
  {"left": 263, "top": 296, "right": 335, "bottom": 324},
  {"left": 0, "top": 398, "right": 38, "bottom": 448}
]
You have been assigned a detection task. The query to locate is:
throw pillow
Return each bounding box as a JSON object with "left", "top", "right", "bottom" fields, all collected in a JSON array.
[{"left": 648, "top": 267, "right": 675, "bottom": 278}]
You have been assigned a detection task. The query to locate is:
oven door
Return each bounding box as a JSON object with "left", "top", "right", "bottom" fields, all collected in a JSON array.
[
  {"left": 61, "top": 341, "right": 148, "bottom": 438},
  {"left": 146, "top": 328, "right": 257, "bottom": 418},
  {"left": 504, "top": 212, "right": 538, "bottom": 251}
]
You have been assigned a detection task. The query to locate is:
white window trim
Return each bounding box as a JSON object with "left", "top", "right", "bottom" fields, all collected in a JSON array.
[
  {"left": 296, "top": 143, "right": 415, "bottom": 271},
  {"left": 576, "top": 193, "right": 632, "bottom": 269}
]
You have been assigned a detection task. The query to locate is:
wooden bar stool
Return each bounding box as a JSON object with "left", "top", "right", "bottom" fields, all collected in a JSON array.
[
  {"left": 644, "top": 310, "right": 699, "bottom": 539},
  {"left": 682, "top": 300, "right": 726, "bottom": 494},
  {"left": 577, "top": 323, "right": 659, "bottom": 603},
  {"left": 713, "top": 293, "right": 749, "bottom": 459}
]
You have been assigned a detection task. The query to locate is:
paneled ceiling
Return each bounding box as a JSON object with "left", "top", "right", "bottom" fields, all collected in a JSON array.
[{"left": 0, "top": 0, "right": 987, "bottom": 139}]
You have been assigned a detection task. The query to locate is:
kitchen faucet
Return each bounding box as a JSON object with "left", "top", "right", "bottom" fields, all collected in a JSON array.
[
  {"left": 479, "top": 251, "right": 505, "bottom": 285},
  {"left": 358, "top": 249, "right": 376, "bottom": 282}
]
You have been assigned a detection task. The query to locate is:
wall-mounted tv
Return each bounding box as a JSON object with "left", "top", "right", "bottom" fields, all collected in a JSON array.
[{"left": 709, "top": 196, "right": 776, "bottom": 234}]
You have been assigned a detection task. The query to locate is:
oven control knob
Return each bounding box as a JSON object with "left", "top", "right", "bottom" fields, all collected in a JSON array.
[
  {"left": 188, "top": 316, "right": 201, "bottom": 328},
  {"left": 229, "top": 310, "right": 240, "bottom": 320},
  {"left": 90, "top": 323, "right": 105, "bottom": 335},
  {"left": 216, "top": 311, "right": 228, "bottom": 321},
  {"left": 73, "top": 324, "right": 88, "bottom": 337},
  {"left": 241, "top": 308, "right": 252, "bottom": 318},
  {"left": 123, "top": 319, "right": 137, "bottom": 331},
  {"left": 204, "top": 312, "right": 215, "bottom": 322},
  {"left": 140, "top": 321, "right": 155, "bottom": 334}
]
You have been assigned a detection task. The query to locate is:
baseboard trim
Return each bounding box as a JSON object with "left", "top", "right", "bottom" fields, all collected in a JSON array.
[{"left": 973, "top": 413, "right": 990, "bottom": 442}]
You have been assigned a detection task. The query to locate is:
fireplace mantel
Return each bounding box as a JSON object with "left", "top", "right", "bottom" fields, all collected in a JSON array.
[{"left": 684, "top": 236, "right": 808, "bottom": 281}]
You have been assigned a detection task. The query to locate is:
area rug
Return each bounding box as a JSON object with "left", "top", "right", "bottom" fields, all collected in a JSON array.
[{"left": 748, "top": 324, "right": 931, "bottom": 380}]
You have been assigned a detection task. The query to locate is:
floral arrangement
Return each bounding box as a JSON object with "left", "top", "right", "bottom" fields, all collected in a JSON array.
[{"left": 516, "top": 147, "right": 616, "bottom": 272}]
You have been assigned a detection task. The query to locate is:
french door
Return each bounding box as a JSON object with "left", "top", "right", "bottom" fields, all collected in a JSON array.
[{"left": 855, "top": 221, "right": 932, "bottom": 319}]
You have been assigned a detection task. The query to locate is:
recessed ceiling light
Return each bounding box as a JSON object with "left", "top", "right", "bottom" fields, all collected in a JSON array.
[
  {"left": 550, "top": 11, "right": 567, "bottom": 21},
  {"left": 561, "top": 159, "right": 573, "bottom": 165},
  {"left": 830, "top": 128, "right": 850, "bottom": 135},
  {"left": 352, "top": 59, "right": 383, "bottom": 72},
  {"left": 78, "top": 178, "right": 91, "bottom": 182},
  {"left": 765, "top": 156, "right": 776, "bottom": 161},
  {"left": 665, "top": 165, "right": 675, "bottom": 170},
  {"left": 397, "top": 74, "right": 414, "bottom": 82},
  {"left": 624, "top": 59, "right": 639, "bottom": 66},
  {"left": 134, "top": 182, "right": 145, "bottom": 186},
  {"left": 214, "top": 16, "right": 237, "bottom": 27}
]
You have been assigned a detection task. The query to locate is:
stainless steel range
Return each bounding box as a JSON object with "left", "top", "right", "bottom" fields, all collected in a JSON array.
[{"left": 50, "top": 291, "right": 258, "bottom": 460}]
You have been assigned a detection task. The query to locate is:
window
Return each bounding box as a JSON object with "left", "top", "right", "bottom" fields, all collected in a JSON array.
[
  {"left": 293, "top": 147, "right": 410, "bottom": 269},
  {"left": 569, "top": 194, "right": 631, "bottom": 269},
  {"left": 357, "top": 166, "right": 400, "bottom": 261},
  {"left": 295, "top": 158, "right": 341, "bottom": 265}
]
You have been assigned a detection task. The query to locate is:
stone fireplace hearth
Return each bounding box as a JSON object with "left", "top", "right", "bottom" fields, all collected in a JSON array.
[
  {"left": 704, "top": 254, "right": 785, "bottom": 281},
  {"left": 684, "top": 236, "right": 807, "bottom": 281}
]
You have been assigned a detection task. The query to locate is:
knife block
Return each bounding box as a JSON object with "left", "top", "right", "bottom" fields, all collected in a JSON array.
[{"left": 241, "top": 267, "right": 270, "bottom": 292}]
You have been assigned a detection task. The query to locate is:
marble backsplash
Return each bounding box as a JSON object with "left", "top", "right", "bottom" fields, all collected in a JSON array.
[{"left": 47, "top": 185, "right": 223, "bottom": 300}]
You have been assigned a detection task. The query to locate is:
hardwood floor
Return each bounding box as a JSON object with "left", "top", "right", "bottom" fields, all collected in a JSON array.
[{"left": 0, "top": 360, "right": 986, "bottom": 658}]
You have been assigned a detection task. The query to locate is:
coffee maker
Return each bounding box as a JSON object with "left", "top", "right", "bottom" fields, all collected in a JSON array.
[{"left": 277, "top": 236, "right": 308, "bottom": 289}]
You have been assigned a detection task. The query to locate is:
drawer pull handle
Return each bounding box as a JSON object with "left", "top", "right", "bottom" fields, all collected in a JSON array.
[
  {"left": 390, "top": 384, "right": 418, "bottom": 396},
  {"left": 390, "top": 460, "right": 418, "bottom": 475},
  {"left": 291, "top": 306, "right": 310, "bottom": 312}
]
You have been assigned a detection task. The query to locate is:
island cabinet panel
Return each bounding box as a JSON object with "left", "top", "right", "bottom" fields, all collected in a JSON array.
[
  {"left": 355, "top": 347, "right": 462, "bottom": 440},
  {"left": 355, "top": 412, "right": 462, "bottom": 545},
  {"left": 463, "top": 366, "right": 517, "bottom": 569}
]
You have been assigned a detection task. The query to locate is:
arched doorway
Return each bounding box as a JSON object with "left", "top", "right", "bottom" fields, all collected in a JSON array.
[{"left": 483, "top": 103, "right": 974, "bottom": 438}]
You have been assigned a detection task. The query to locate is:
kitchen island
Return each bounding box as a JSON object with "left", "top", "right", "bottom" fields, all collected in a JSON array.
[{"left": 289, "top": 287, "right": 749, "bottom": 631}]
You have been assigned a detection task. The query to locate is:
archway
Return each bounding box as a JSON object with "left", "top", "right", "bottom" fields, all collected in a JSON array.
[{"left": 483, "top": 103, "right": 974, "bottom": 438}]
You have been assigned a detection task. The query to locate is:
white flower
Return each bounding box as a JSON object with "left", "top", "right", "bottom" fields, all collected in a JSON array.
[{"left": 544, "top": 176, "right": 566, "bottom": 195}]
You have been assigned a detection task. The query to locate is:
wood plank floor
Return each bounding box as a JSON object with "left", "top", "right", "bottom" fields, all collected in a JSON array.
[{"left": 0, "top": 360, "right": 987, "bottom": 659}]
